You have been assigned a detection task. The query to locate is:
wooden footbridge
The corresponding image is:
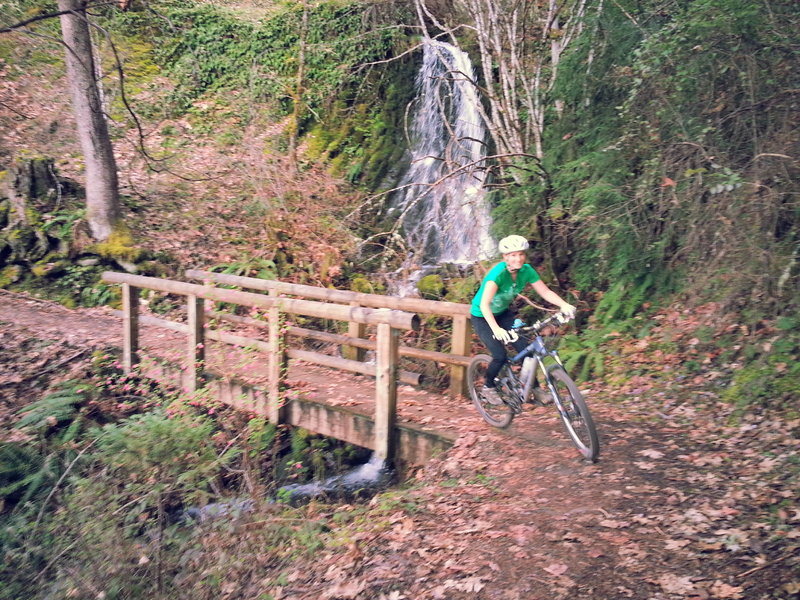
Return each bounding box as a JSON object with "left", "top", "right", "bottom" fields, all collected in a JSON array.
[{"left": 102, "top": 270, "right": 476, "bottom": 466}]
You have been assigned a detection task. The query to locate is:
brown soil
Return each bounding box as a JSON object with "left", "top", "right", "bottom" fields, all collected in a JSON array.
[{"left": 0, "top": 290, "right": 797, "bottom": 600}]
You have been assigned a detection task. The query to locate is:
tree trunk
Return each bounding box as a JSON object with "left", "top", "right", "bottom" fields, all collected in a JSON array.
[
  {"left": 287, "top": 0, "right": 308, "bottom": 172},
  {"left": 58, "top": 0, "right": 121, "bottom": 241}
]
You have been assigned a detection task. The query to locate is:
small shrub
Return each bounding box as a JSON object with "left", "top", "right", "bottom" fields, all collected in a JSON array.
[{"left": 417, "top": 274, "right": 444, "bottom": 300}]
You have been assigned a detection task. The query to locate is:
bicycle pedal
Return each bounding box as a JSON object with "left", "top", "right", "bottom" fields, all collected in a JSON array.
[{"left": 507, "top": 399, "right": 523, "bottom": 414}]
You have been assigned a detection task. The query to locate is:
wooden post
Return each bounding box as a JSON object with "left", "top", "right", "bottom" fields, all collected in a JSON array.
[
  {"left": 266, "top": 290, "right": 286, "bottom": 423},
  {"left": 121, "top": 283, "right": 139, "bottom": 373},
  {"left": 374, "top": 322, "right": 399, "bottom": 462},
  {"left": 449, "top": 314, "right": 472, "bottom": 399},
  {"left": 343, "top": 301, "right": 367, "bottom": 362},
  {"left": 186, "top": 294, "right": 205, "bottom": 393}
]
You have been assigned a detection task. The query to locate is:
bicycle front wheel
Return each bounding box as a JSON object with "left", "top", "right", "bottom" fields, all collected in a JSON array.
[
  {"left": 467, "top": 354, "right": 515, "bottom": 429},
  {"left": 547, "top": 365, "right": 600, "bottom": 462}
]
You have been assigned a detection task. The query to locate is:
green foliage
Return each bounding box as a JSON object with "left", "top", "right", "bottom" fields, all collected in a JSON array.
[
  {"left": 349, "top": 274, "right": 385, "bottom": 294},
  {"left": 93, "top": 409, "right": 229, "bottom": 515},
  {"left": 136, "top": 1, "right": 409, "bottom": 116},
  {"left": 722, "top": 318, "right": 800, "bottom": 418},
  {"left": 528, "top": 0, "right": 800, "bottom": 319},
  {"left": 0, "top": 443, "right": 50, "bottom": 507},
  {"left": 559, "top": 329, "right": 607, "bottom": 382},
  {"left": 416, "top": 274, "right": 444, "bottom": 300},
  {"left": 488, "top": 184, "right": 542, "bottom": 242},
  {"left": 14, "top": 379, "right": 92, "bottom": 445},
  {"left": 58, "top": 264, "right": 114, "bottom": 307},
  {"left": 14, "top": 262, "right": 114, "bottom": 309},
  {"left": 246, "top": 417, "right": 277, "bottom": 458},
  {"left": 443, "top": 272, "right": 480, "bottom": 304},
  {"left": 39, "top": 207, "right": 85, "bottom": 241},
  {"left": 593, "top": 274, "right": 663, "bottom": 325},
  {"left": 106, "top": 0, "right": 415, "bottom": 187},
  {"left": 212, "top": 255, "right": 278, "bottom": 280},
  {"left": 0, "top": 353, "right": 379, "bottom": 599}
]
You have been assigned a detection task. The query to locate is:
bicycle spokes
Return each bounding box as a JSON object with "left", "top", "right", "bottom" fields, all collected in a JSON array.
[
  {"left": 547, "top": 366, "right": 600, "bottom": 462},
  {"left": 467, "top": 355, "right": 515, "bottom": 428}
]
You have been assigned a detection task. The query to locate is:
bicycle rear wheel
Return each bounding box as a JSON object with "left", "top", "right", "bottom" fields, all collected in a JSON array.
[
  {"left": 547, "top": 365, "right": 600, "bottom": 461},
  {"left": 467, "top": 354, "right": 515, "bottom": 428}
]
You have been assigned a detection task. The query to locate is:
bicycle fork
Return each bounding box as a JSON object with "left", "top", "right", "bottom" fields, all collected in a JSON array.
[{"left": 532, "top": 354, "right": 574, "bottom": 420}]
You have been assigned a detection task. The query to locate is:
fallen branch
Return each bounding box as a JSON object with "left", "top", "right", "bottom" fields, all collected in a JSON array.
[
  {"left": 737, "top": 552, "right": 795, "bottom": 578},
  {"left": 19, "top": 349, "right": 89, "bottom": 383}
]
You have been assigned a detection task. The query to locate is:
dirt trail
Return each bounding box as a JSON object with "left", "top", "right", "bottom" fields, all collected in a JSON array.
[{"left": 0, "top": 290, "right": 796, "bottom": 599}]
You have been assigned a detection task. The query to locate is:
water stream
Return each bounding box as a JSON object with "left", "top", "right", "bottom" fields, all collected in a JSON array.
[
  {"left": 277, "top": 452, "right": 394, "bottom": 506},
  {"left": 179, "top": 453, "right": 394, "bottom": 520},
  {"left": 388, "top": 39, "right": 494, "bottom": 270}
]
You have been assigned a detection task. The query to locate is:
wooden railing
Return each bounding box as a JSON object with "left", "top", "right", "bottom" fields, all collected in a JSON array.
[
  {"left": 101, "top": 271, "right": 419, "bottom": 460},
  {"left": 185, "top": 269, "right": 474, "bottom": 397}
]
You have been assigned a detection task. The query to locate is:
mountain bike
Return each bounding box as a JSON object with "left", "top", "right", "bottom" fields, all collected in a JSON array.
[{"left": 466, "top": 312, "right": 600, "bottom": 462}]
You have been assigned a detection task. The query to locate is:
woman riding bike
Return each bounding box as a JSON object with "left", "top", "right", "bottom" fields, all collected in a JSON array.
[{"left": 470, "top": 235, "right": 576, "bottom": 405}]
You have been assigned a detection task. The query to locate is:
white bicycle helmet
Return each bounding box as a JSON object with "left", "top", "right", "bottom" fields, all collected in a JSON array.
[{"left": 498, "top": 235, "right": 530, "bottom": 254}]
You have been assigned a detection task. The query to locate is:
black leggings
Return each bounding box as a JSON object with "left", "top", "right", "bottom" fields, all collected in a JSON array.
[{"left": 471, "top": 310, "right": 529, "bottom": 387}]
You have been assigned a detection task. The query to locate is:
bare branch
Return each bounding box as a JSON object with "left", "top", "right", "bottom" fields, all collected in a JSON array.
[{"left": 0, "top": 0, "right": 118, "bottom": 34}]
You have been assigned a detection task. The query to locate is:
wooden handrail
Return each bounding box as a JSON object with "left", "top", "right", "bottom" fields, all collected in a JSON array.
[
  {"left": 209, "top": 311, "right": 473, "bottom": 367},
  {"left": 185, "top": 269, "right": 471, "bottom": 317},
  {"left": 183, "top": 269, "right": 474, "bottom": 398},
  {"left": 102, "top": 272, "right": 419, "bottom": 331},
  {"left": 110, "top": 310, "right": 423, "bottom": 386}
]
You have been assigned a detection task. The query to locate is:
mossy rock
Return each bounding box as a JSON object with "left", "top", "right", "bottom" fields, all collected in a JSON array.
[
  {"left": 5, "top": 227, "right": 50, "bottom": 263},
  {"left": 31, "top": 254, "right": 69, "bottom": 278},
  {"left": 274, "top": 249, "right": 292, "bottom": 276},
  {"left": 350, "top": 275, "right": 384, "bottom": 295},
  {"left": 417, "top": 274, "right": 445, "bottom": 300},
  {"left": 0, "top": 199, "right": 9, "bottom": 229},
  {"left": 0, "top": 264, "right": 22, "bottom": 287},
  {"left": 444, "top": 274, "right": 480, "bottom": 304},
  {"left": 137, "top": 260, "right": 169, "bottom": 277},
  {"left": 91, "top": 227, "right": 143, "bottom": 263}
]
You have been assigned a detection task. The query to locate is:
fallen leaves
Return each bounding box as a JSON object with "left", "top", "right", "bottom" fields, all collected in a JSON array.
[
  {"left": 543, "top": 562, "right": 569, "bottom": 576},
  {"left": 429, "top": 576, "right": 485, "bottom": 597},
  {"left": 638, "top": 448, "right": 665, "bottom": 459},
  {"left": 709, "top": 580, "right": 744, "bottom": 599},
  {"left": 599, "top": 519, "right": 630, "bottom": 529},
  {"left": 651, "top": 573, "right": 696, "bottom": 595},
  {"left": 323, "top": 578, "right": 367, "bottom": 599}
]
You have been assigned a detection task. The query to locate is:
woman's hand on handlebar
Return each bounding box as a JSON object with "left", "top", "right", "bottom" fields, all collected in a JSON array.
[
  {"left": 560, "top": 303, "right": 576, "bottom": 318},
  {"left": 491, "top": 325, "right": 519, "bottom": 344}
]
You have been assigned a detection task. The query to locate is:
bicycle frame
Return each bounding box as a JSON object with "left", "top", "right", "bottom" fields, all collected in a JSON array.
[{"left": 502, "top": 314, "right": 567, "bottom": 408}]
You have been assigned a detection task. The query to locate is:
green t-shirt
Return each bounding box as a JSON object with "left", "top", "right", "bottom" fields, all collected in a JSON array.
[{"left": 470, "top": 262, "right": 541, "bottom": 317}]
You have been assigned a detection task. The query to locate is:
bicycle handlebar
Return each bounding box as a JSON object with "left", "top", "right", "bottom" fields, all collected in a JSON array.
[{"left": 513, "top": 311, "right": 573, "bottom": 334}]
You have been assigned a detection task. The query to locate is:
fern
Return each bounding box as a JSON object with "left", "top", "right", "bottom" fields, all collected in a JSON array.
[
  {"left": 0, "top": 444, "right": 55, "bottom": 506},
  {"left": 595, "top": 273, "right": 662, "bottom": 325},
  {"left": 591, "top": 352, "right": 606, "bottom": 379},
  {"left": 211, "top": 256, "right": 277, "bottom": 280},
  {"left": 15, "top": 381, "right": 93, "bottom": 449},
  {"left": 563, "top": 349, "right": 589, "bottom": 375},
  {"left": 15, "top": 383, "right": 87, "bottom": 431},
  {"left": 594, "top": 281, "right": 627, "bottom": 324},
  {"left": 559, "top": 329, "right": 608, "bottom": 382}
]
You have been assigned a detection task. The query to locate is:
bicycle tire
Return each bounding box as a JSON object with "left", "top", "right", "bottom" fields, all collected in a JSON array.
[
  {"left": 467, "top": 354, "right": 515, "bottom": 428},
  {"left": 547, "top": 365, "right": 600, "bottom": 462}
]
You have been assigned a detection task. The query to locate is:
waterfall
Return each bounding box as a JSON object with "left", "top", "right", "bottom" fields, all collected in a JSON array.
[{"left": 389, "top": 40, "right": 494, "bottom": 267}]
